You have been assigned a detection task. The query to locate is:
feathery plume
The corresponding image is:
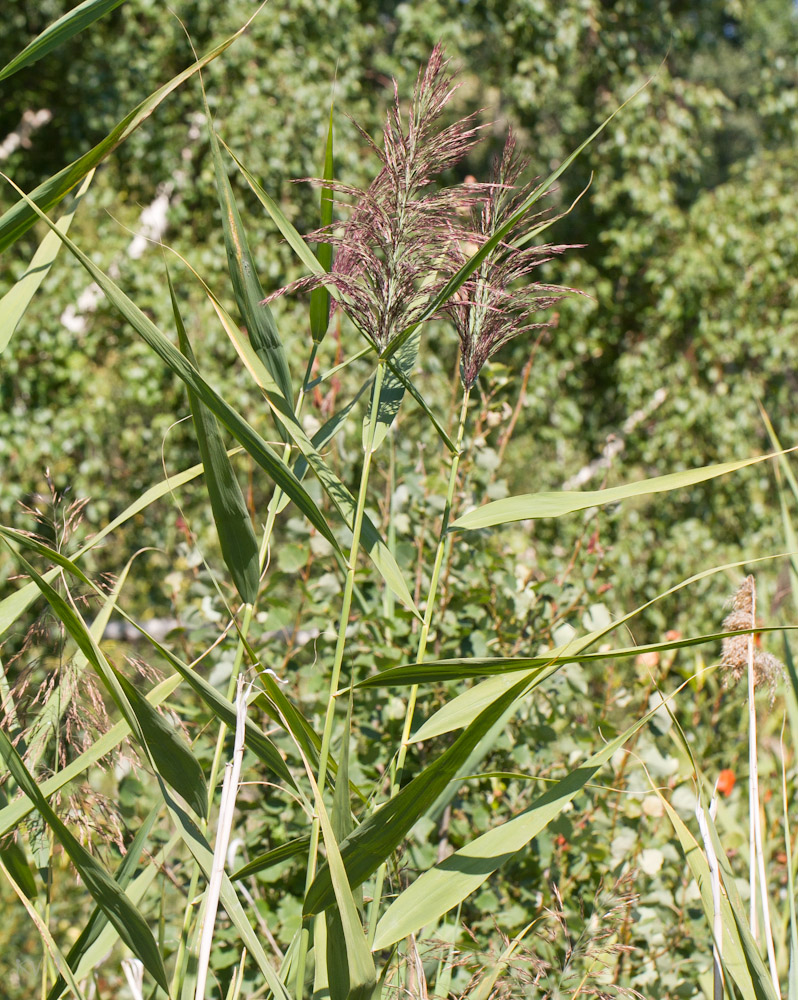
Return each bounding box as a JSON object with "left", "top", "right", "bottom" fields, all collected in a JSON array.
[
  {"left": 720, "top": 575, "right": 783, "bottom": 700},
  {"left": 264, "top": 45, "right": 482, "bottom": 350},
  {"left": 445, "top": 132, "right": 580, "bottom": 388}
]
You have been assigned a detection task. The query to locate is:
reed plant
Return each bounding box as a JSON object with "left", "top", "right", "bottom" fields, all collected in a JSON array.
[{"left": 1, "top": 7, "right": 796, "bottom": 1000}]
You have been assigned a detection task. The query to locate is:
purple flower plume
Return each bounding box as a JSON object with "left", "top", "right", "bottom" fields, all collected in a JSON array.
[
  {"left": 445, "top": 133, "right": 582, "bottom": 389},
  {"left": 263, "top": 45, "right": 483, "bottom": 350}
]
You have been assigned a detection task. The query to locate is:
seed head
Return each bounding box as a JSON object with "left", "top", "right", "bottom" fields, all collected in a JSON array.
[
  {"left": 444, "top": 131, "right": 581, "bottom": 388},
  {"left": 720, "top": 575, "right": 783, "bottom": 700},
  {"left": 264, "top": 45, "right": 482, "bottom": 350}
]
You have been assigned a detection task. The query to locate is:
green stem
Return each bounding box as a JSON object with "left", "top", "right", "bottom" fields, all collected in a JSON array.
[
  {"left": 367, "top": 385, "right": 470, "bottom": 943},
  {"left": 296, "top": 359, "right": 387, "bottom": 999},
  {"left": 396, "top": 385, "right": 470, "bottom": 779}
]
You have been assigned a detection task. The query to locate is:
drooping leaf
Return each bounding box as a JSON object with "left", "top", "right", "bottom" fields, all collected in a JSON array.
[
  {"left": 231, "top": 837, "right": 311, "bottom": 881},
  {"left": 0, "top": 0, "right": 126, "bottom": 81},
  {"left": 0, "top": 728, "right": 168, "bottom": 991},
  {"left": 309, "top": 99, "right": 335, "bottom": 343},
  {"left": 0, "top": 182, "right": 341, "bottom": 552},
  {"left": 373, "top": 705, "right": 659, "bottom": 949},
  {"left": 452, "top": 451, "right": 792, "bottom": 532},
  {"left": 303, "top": 671, "right": 535, "bottom": 916},
  {"left": 46, "top": 808, "right": 159, "bottom": 1000},
  {"left": 206, "top": 110, "right": 293, "bottom": 404},
  {"left": 171, "top": 274, "right": 259, "bottom": 604},
  {"left": 0, "top": 171, "right": 94, "bottom": 355},
  {"left": 0, "top": 14, "right": 262, "bottom": 251}
]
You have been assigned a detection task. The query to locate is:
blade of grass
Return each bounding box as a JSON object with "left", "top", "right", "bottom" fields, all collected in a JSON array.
[
  {"left": 303, "top": 670, "right": 535, "bottom": 916},
  {"left": 206, "top": 106, "right": 293, "bottom": 404},
  {"left": 0, "top": 177, "right": 341, "bottom": 553},
  {"left": 309, "top": 97, "right": 335, "bottom": 344},
  {"left": 452, "top": 450, "right": 797, "bottom": 531},
  {"left": 0, "top": 857, "right": 88, "bottom": 1000},
  {"left": 170, "top": 274, "right": 259, "bottom": 604},
  {"left": 0, "top": 171, "right": 94, "bottom": 355},
  {"left": 0, "top": 0, "right": 126, "bottom": 81},
  {"left": 46, "top": 808, "right": 160, "bottom": 1000},
  {"left": 0, "top": 11, "right": 264, "bottom": 251},
  {"left": 373, "top": 697, "right": 663, "bottom": 949}
]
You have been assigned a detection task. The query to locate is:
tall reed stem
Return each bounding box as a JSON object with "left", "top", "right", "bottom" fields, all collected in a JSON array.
[
  {"left": 296, "top": 358, "right": 387, "bottom": 998},
  {"left": 367, "top": 385, "right": 470, "bottom": 943}
]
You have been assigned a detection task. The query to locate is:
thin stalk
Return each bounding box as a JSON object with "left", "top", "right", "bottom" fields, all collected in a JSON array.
[
  {"left": 180, "top": 358, "right": 317, "bottom": 997},
  {"left": 747, "top": 584, "right": 780, "bottom": 993},
  {"left": 367, "top": 386, "right": 470, "bottom": 943},
  {"left": 396, "top": 386, "right": 470, "bottom": 782},
  {"left": 295, "top": 359, "right": 387, "bottom": 999}
]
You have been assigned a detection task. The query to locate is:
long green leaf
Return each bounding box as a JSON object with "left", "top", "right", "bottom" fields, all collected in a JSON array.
[
  {"left": 231, "top": 836, "right": 311, "bottom": 881},
  {"left": 0, "top": 171, "right": 94, "bottom": 355},
  {"left": 196, "top": 278, "right": 417, "bottom": 614},
  {"left": 207, "top": 112, "right": 293, "bottom": 404},
  {"left": 0, "top": 728, "right": 168, "bottom": 991},
  {"left": 373, "top": 704, "right": 659, "bottom": 949},
  {"left": 2, "top": 535, "right": 208, "bottom": 818},
  {"left": 311, "top": 770, "right": 377, "bottom": 1000},
  {"left": 661, "top": 798, "right": 767, "bottom": 1000},
  {"left": 171, "top": 276, "right": 259, "bottom": 603},
  {"left": 0, "top": 180, "right": 341, "bottom": 553},
  {"left": 357, "top": 625, "right": 794, "bottom": 689},
  {"left": 309, "top": 99, "right": 335, "bottom": 343},
  {"left": 410, "top": 554, "right": 780, "bottom": 742},
  {"left": 452, "top": 451, "right": 791, "bottom": 531},
  {"left": 0, "top": 13, "right": 261, "bottom": 252},
  {"left": 0, "top": 0, "right": 125, "bottom": 81},
  {"left": 303, "top": 671, "right": 535, "bottom": 916}
]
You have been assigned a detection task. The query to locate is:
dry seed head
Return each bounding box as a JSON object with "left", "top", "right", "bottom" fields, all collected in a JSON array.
[{"left": 720, "top": 575, "right": 783, "bottom": 699}]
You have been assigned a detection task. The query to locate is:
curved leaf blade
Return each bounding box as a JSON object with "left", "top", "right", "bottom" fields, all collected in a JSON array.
[
  {"left": 0, "top": 14, "right": 260, "bottom": 252},
  {"left": 0, "top": 0, "right": 126, "bottom": 82},
  {"left": 0, "top": 181, "right": 340, "bottom": 552},
  {"left": 373, "top": 706, "right": 658, "bottom": 949},
  {"left": 452, "top": 452, "right": 790, "bottom": 532},
  {"left": 0, "top": 171, "right": 94, "bottom": 355},
  {"left": 171, "top": 276, "right": 259, "bottom": 604},
  {"left": 303, "top": 671, "right": 534, "bottom": 916}
]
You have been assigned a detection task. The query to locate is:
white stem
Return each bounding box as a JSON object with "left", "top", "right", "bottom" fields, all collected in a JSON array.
[
  {"left": 194, "top": 678, "right": 252, "bottom": 1000},
  {"left": 696, "top": 794, "right": 723, "bottom": 1000},
  {"left": 747, "top": 585, "right": 780, "bottom": 995}
]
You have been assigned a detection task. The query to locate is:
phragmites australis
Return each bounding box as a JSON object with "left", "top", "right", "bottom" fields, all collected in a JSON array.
[
  {"left": 720, "top": 575, "right": 783, "bottom": 699},
  {"left": 445, "top": 131, "right": 581, "bottom": 388},
  {"left": 263, "top": 45, "right": 482, "bottom": 350}
]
